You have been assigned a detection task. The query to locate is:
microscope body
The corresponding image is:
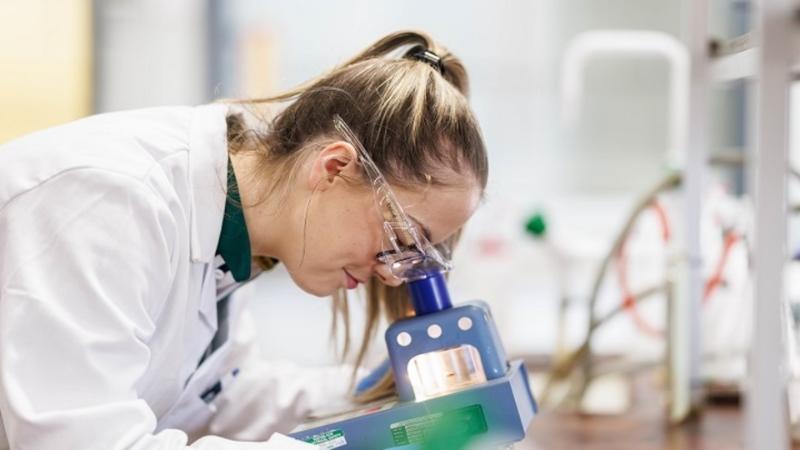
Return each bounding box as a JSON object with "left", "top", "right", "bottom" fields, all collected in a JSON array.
[
  {"left": 290, "top": 270, "right": 537, "bottom": 449},
  {"left": 388, "top": 301, "right": 507, "bottom": 402}
]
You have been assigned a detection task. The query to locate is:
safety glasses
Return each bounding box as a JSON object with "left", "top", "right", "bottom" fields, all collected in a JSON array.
[{"left": 332, "top": 115, "right": 452, "bottom": 282}]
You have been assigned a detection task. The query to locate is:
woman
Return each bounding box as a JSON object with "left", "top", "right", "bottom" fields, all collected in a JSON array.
[{"left": 0, "top": 31, "right": 487, "bottom": 449}]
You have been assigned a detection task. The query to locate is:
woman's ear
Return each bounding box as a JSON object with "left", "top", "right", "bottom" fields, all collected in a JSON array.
[{"left": 307, "top": 141, "right": 359, "bottom": 190}]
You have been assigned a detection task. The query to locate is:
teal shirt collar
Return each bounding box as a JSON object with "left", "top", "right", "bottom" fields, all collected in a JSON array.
[{"left": 216, "top": 158, "right": 252, "bottom": 282}]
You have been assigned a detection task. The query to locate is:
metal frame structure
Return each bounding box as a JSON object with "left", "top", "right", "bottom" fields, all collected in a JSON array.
[
  {"left": 675, "top": 0, "right": 710, "bottom": 424},
  {"left": 703, "top": 0, "right": 794, "bottom": 448},
  {"left": 748, "top": 0, "right": 792, "bottom": 447}
]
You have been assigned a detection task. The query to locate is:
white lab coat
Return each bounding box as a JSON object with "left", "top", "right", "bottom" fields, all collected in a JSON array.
[{"left": 0, "top": 105, "right": 352, "bottom": 449}]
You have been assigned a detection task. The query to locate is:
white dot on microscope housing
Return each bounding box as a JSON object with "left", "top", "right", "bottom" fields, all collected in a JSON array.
[
  {"left": 396, "top": 332, "right": 412, "bottom": 347},
  {"left": 427, "top": 324, "right": 443, "bottom": 339}
]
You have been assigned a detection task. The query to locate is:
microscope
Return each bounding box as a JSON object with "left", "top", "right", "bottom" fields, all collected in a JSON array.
[{"left": 290, "top": 268, "right": 537, "bottom": 449}]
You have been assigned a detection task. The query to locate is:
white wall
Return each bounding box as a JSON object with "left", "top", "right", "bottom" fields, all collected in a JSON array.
[
  {"left": 93, "top": 0, "right": 210, "bottom": 112},
  {"left": 205, "top": 0, "right": 691, "bottom": 367},
  {"left": 94, "top": 1, "right": 770, "bottom": 374}
]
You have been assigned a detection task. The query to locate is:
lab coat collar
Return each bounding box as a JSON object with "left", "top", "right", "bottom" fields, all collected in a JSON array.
[{"left": 189, "top": 103, "right": 230, "bottom": 263}]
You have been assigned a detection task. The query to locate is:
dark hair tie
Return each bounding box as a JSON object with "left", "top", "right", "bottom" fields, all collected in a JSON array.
[{"left": 406, "top": 46, "right": 445, "bottom": 76}]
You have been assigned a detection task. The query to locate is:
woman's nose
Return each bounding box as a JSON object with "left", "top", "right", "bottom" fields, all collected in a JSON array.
[{"left": 373, "top": 263, "right": 403, "bottom": 287}]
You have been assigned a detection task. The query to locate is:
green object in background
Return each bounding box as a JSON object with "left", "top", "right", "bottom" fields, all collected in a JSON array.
[{"left": 525, "top": 212, "right": 547, "bottom": 238}]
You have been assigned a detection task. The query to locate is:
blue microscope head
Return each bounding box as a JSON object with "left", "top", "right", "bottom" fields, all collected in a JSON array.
[{"left": 386, "top": 269, "right": 510, "bottom": 402}]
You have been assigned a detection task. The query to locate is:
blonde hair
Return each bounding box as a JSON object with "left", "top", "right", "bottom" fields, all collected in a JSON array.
[{"left": 226, "top": 30, "right": 487, "bottom": 400}]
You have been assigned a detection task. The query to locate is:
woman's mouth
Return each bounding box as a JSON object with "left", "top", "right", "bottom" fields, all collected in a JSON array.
[{"left": 343, "top": 270, "right": 360, "bottom": 290}]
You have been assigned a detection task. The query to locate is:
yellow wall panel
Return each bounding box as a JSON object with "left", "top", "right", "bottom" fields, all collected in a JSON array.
[{"left": 0, "top": 0, "right": 92, "bottom": 143}]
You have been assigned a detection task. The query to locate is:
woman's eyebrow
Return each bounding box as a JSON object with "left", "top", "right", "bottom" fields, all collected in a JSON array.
[{"left": 408, "top": 214, "right": 433, "bottom": 241}]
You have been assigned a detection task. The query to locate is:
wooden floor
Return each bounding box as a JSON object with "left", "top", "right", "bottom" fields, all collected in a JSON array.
[
  {"left": 519, "top": 405, "right": 745, "bottom": 450},
  {"left": 513, "top": 372, "right": 798, "bottom": 450}
]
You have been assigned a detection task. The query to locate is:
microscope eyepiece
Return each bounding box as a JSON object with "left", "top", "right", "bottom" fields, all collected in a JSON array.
[{"left": 408, "top": 269, "right": 453, "bottom": 315}]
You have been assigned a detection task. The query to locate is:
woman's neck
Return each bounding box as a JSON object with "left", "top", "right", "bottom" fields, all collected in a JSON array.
[{"left": 228, "top": 147, "right": 293, "bottom": 262}]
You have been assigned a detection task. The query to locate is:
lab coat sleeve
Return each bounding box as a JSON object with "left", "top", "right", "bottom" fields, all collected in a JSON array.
[
  {"left": 0, "top": 169, "right": 314, "bottom": 450},
  {"left": 207, "top": 309, "right": 367, "bottom": 441}
]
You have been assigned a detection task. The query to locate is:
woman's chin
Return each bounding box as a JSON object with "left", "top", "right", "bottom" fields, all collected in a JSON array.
[
  {"left": 289, "top": 274, "right": 338, "bottom": 297},
  {"left": 297, "top": 282, "right": 334, "bottom": 298},
  {"left": 283, "top": 264, "right": 347, "bottom": 297}
]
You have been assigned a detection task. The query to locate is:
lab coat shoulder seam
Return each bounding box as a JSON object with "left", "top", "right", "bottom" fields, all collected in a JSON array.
[
  {"left": 0, "top": 163, "right": 172, "bottom": 218},
  {"left": 0, "top": 167, "right": 178, "bottom": 310}
]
